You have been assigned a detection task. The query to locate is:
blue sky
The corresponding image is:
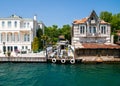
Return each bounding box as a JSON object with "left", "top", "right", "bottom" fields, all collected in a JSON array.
[{"left": 0, "top": 0, "right": 120, "bottom": 27}]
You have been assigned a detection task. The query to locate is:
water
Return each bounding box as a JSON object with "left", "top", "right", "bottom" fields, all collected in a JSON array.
[{"left": 0, "top": 63, "right": 120, "bottom": 86}]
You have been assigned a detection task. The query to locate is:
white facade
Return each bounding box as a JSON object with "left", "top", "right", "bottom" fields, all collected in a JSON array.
[
  {"left": 72, "top": 10, "right": 111, "bottom": 45},
  {"left": 0, "top": 14, "right": 38, "bottom": 53}
]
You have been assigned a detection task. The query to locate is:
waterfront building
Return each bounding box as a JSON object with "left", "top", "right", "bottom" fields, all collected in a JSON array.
[
  {"left": 0, "top": 14, "right": 40, "bottom": 53},
  {"left": 71, "top": 10, "right": 120, "bottom": 58},
  {"left": 72, "top": 10, "right": 111, "bottom": 46}
]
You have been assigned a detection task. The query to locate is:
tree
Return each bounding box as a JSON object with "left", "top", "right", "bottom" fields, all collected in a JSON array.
[
  {"left": 100, "top": 11, "right": 120, "bottom": 43},
  {"left": 41, "top": 35, "right": 49, "bottom": 48},
  {"left": 36, "top": 28, "right": 43, "bottom": 49},
  {"left": 32, "top": 37, "right": 39, "bottom": 52},
  {"left": 61, "top": 24, "right": 71, "bottom": 43},
  {"left": 100, "top": 11, "right": 112, "bottom": 22}
]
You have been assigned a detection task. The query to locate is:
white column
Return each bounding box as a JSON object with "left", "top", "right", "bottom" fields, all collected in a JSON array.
[
  {"left": 19, "top": 32, "right": 21, "bottom": 42},
  {"left": 12, "top": 32, "right": 14, "bottom": 42},
  {"left": 0, "top": 33, "right": 1, "bottom": 43},
  {"left": 6, "top": 33, "right": 7, "bottom": 42},
  {"left": 106, "top": 26, "right": 107, "bottom": 35}
]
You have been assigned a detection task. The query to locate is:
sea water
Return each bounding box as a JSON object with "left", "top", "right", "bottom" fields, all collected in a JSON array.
[{"left": 0, "top": 63, "right": 120, "bottom": 86}]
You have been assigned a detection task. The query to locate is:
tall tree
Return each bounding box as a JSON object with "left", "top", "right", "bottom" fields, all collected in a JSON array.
[
  {"left": 36, "top": 28, "right": 43, "bottom": 49},
  {"left": 32, "top": 37, "right": 39, "bottom": 52}
]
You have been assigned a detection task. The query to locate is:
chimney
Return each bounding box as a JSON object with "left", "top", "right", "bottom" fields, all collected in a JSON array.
[{"left": 33, "top": 15, "right": 37, "bottom": 21}]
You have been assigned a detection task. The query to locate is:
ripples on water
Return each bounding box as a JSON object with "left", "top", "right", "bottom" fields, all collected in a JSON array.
[{"left": 0, "top": 63, "right": 120, "bottom": 86}]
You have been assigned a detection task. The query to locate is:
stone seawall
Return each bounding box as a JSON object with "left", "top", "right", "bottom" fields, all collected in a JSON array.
[
  {"left": 77, "top": 56, "right": 120, "bottom": 63},
  {"left": 0, "top": 57, "right": 47, "bottom": 62}
]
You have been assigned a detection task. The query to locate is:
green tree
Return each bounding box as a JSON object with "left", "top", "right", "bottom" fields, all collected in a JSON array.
[
  {"left": 100, "top": 11, "right": 112, "bottom": 22},
  {"left": 32, "top": 37, "right": 39, "bottom": 52},
  {"left": 61, "top": 24, "right": 71, "bottom": 43},
  {"left": 36, "top": 28, "right": 43, "bottom": 49},
  {"left": 41, "top": 35, "right": 49, "bottom": 48},
  {"left": 100, "top": 11, "right": 120, "bottom": 43}
]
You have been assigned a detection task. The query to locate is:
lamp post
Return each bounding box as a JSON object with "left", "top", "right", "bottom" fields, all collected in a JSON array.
[{"left": 3, "top": 42, "right": 6, "bottom": 55}]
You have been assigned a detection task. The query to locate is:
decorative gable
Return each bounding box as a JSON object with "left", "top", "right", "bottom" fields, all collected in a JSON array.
[{"left": 88, "top": 10, "right": 99, "bottom": 25}]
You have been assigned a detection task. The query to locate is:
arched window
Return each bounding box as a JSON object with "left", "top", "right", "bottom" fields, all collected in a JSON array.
[
  {"left": 2, "top": 21, "right": 5, "bottom": 28},
  {"left": 14, "top": 21, "right": 17, "bottom": 28},
  {"left": 27, "top": 23, "right": 29, "bottom": 28},
  {"left": 8, "top": 21, "right": 11, "bottom": 28},
  {"left": 24, "top": 23, "right": 26, "bottom": 28}
]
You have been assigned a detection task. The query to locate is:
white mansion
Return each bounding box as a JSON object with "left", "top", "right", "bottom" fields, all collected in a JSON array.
[
  {"left": 0, "top": 15, "right": 42, "bottom": 53},
  {"left": 72, "top": 10, "right": 112, "bottom": 46}
]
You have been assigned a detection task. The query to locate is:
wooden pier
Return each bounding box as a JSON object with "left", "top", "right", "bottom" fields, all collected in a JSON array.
[{"left": 0, "top": 57, "right": 47, "bottom": 63}]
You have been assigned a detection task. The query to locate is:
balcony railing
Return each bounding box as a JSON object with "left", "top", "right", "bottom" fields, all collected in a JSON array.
[{"left": 86, "top": 33, "right": 101, "bottom": 37}]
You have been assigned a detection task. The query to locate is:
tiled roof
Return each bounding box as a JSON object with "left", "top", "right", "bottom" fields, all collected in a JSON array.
[
  {"left": 80, "top": 43, "right": 120, "bottom": 49},
  {"left": 73, "top": 18, "right": 88, "bottom": 24},
  {"left": 100, "top": 20, "right": 110, "bottom": 24},
  {"left": 73, "top": 18, "right": 109, "bottom": 24},
  {"left": 116, "top": 30, "right": 120, "bottom": 36}
]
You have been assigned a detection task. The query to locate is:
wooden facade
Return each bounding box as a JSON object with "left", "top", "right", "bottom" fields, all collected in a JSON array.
[{"left": 75, "top": 48, "right": 120, "bottom": 57}]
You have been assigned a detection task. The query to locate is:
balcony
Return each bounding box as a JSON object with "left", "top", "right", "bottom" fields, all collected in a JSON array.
[{"left": 86, "top": 33, "right": 101, "bottom": 37}]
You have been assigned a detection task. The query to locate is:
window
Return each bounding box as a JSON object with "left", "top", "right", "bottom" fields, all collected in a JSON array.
[
  {"left": 27, "top": 23, "right": 29, "bottom": 28},
  {"left": 24, "top": 23, "right": 26, "bottom": 28},
  {"left": 80, "top": 26, "right": 82, "bottom": 34},
  {"left": 80, "top": 26, "right": 85, "bottom": 34},
  {"left": 8, "top": 21, "right": 11, "bottom": 28},
  {"left": 91, "top": 17, "right": 94, "bottom": 20},
  {"left": 14, "top": 21, "right": 17, "bottom": 28},
  {"left": 24, "top": 34, "right": 27, "bottom": 41},
  {"left": 22, "top": 46, "right": 24, "bottom": 49},
  {"left": 2, "top": 21, "right": 5, "bottom": 28},
  {"left": 25, "top": 46, "right": 28, "bottom": 49},
  {"left": 103, "top": 26, "right": 106, "bottom": 34},
  {"left": 93, "top": 27, "right": 96, "bottom": 33},
  {"left": 89, "top": 27, "right": 92, "bottom": 33},
  {"left": 101, "top": 26, "right": 106, "bottom": 34},
  {"left": 27, "top": 34, "right": 30, "bottom": 41}
]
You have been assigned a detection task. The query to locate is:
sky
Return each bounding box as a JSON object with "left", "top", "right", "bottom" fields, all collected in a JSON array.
[{"left": 0, "top": 0, "right": 120, "bottom": 27}]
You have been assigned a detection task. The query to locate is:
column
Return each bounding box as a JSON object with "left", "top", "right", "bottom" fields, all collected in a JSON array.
[
  {"left": 19, "top": 32, "right": 21, "bottom": 42},
  {"left": 106, "top": 26, "right": 107, "bottom": 35},
  {"left": 6, "top": 33, "right": 7, "bottom": 43},
  {"left": 12, "top": 32, "right": 14, "bottom": 42},
  {"left": 29, "top": 31, "right": 31, "bottom": 42},
  {"left": 0, "top": 33, "right": 1, "bottom": 43}
]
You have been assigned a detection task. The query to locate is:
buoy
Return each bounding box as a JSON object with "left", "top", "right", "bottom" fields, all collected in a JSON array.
[
  {"left": 61, "top": 59, "right": 66, "bottom": 63},
  {"left": 70, "top": 59, "right": 75, "bottom": 64},
  {"left": 52, "top": 58, "right": 56, "bottom": 63}
]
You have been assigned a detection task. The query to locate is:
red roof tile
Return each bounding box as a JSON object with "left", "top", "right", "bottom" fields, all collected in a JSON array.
[
  {"left": 73, "top": 18, "right": 88, "bottom": 24},
  {"left": 81, "top": 43, "right": 120, "bottom": 49},
  {"left": 100, "top": 20, "right": 110, "bottom": 24}
]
